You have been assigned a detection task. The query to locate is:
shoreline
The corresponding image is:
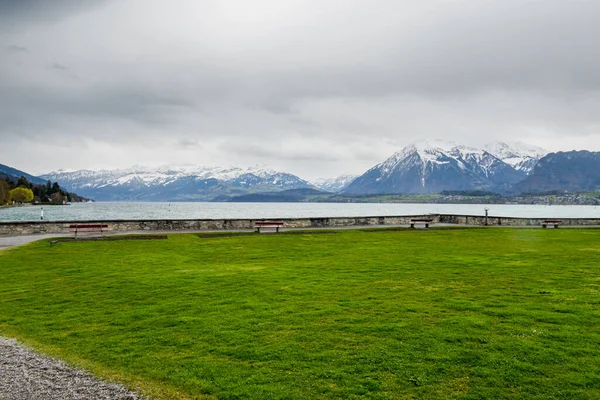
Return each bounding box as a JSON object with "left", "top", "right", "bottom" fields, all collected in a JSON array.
[{"left": 2, "top": 214, "right": 600, "bottom": 238}]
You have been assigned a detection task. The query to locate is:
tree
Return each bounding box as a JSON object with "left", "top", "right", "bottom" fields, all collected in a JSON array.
[
  {"left": 17, "top": 176, "right": 32, "bottom": 189},
  {"left": 51, "top": 182, "right": 61, "bottom": 194},
  {"left": 0, "top": 180, "right": 10, "bottom": 205},
  {"left": 9, "top": 187, "right": 34, "bottom": 204},
  {"left": 51, "top": 192, "right": 64, "bottom": 204},
  {"left": 38, "top": 185, "right": 49, "bottom": 202}
]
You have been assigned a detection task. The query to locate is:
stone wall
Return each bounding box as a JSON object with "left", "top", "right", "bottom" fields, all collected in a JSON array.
[
  {"left": 1, "top": 214, "right": 599, "bottom": 236},
  {"left": 0, "top": 215, "right": 434, "bottom": 236},
  {"left": 438, "top": 214, "right": 600, "bottom": 226}
]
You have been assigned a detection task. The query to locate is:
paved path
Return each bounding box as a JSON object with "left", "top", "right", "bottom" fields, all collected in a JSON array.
[
  {"left": 0, "top": 224, "right": 436, "bottom": 251},
  {"left": 0, "top": 234, "right": 66, "bottom": 251},
  {"left": 5, "top": 222, "right": 583, "bottom": 252}
]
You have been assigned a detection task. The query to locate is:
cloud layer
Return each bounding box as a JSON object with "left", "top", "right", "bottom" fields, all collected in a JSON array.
[{"left": 2, "top": 0, "right": 600, "bottom": 178}]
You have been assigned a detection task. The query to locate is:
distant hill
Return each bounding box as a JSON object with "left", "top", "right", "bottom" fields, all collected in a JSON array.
[
  {"left": 227, "top": 188, "right": 330, "bottom": 202},
  {"left": 0, "top": 163, "right": 89, "bottom": 203},
  {"left": 512, "top": 151, "right": 600, "bottom": 194},
  {"left": 0, "top": 163, "right": 46, "bottom": 185}
]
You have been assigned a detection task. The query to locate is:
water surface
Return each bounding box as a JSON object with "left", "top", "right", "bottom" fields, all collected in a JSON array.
[{"left": 1, "top": 202, "right": 599, "bottom": 222}]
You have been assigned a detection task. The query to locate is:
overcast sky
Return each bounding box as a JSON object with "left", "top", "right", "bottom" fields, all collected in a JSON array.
[{"left": 2, "top": 0, "right": 600, "bottom": 179}]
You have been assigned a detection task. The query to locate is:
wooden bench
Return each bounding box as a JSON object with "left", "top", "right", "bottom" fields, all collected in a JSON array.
[
  {"left": 542, "top": 220, "right": 561, "bottom": 228},
  {"left": 254, "top": 221, "right": 284, "bottom": 233},
  {"left": 410, "top": 219, "right": 433, "bottom": 229},
  {"left": 69, "top": 223, "right": 108, "bottom": 238}
]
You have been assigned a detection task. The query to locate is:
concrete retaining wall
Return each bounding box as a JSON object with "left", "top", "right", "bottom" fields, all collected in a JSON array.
[{"left": 1, "top": 214, "right": 599, "bottom": 236}]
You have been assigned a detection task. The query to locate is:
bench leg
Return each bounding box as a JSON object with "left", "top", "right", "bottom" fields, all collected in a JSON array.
[
  {"left": 410, "top": 223, "right": 415, "bottom": 228},
  {"left": 542, "top": 224, "right": 547, "bottom": 228},
  {"left": 276, "top": 227, "right": 279, "bottom": 233},
  {"left": 554, "top": 224, "right": 559, "bottom": 229},
  {"left": 425, "top": 224, "right": 429, "bottom": 228}
]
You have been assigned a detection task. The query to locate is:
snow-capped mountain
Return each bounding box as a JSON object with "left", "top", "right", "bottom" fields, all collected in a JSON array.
[
  {"left": 42, "top": 165, "right": 314, "bottom": 201},
  {"left": 343, "top": 140, "right": 526, "bottom": 194},
  {"left": 484, "top": 142, "right": 548, "bottom": 174},
  {"left": 37, "top": 141, "right": 554, "bottom": 200},
  {"left": 311, "top": 174, "right": 358, "bottom": 193}
]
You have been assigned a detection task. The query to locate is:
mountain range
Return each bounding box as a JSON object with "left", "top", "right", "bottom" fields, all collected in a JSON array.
[
  {"left": 343, "top": 140, "right": 544, "bottom": 195},
  {"left": 41, "top": 165, "right": 313, "bottom": 202},
  {"left": 4, "top": 141, "right": 600, "bottom": 201}
]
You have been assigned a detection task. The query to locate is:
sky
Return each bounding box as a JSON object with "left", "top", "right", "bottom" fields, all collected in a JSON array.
[{"left": 2, "top": 0, "right": 600, "bottom": 180}]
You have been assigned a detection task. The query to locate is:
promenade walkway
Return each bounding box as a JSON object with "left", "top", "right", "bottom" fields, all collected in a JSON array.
[
  {"left": 0, "top": 224, "right": 430, "bottom": 251},
  {"left": 0, "top": 234, "right": 66, "bottom": 251},
  {"left": 3, "top": 222, "right": 589, "bottom": 252}
]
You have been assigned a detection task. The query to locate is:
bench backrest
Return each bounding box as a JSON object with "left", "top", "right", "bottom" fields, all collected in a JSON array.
[{"left": 69, "top": 224, "right": 108, "bottom": 230}]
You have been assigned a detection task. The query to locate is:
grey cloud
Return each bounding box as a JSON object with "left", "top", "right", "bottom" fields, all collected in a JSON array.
[
  {"left": 48, "top": 63, "right": 68, "bottom": 71},
  {"left": 5, "top": 45, "right": 27, "bottom": 53},
  {"left": 0, "top": 82, "right": 197, "bottom": 135},
  {"left": 0, "top": 0, "right": 110, "bottom": 29},
  {"left": 223, "top": 141, "right": 342, "bottom": 163},
  {"left": 2, "top": 0, "right": 600, "bottom": 179},
  {"left": 178, "top": 139, "right": 202, "bottom": 149}
]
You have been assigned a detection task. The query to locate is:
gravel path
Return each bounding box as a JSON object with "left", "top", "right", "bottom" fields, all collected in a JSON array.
[{"left": 0, "top": 337, "right": 146, "bottom": 400}]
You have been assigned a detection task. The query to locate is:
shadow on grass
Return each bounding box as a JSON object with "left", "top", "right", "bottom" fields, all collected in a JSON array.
[
  {"left": 197, "top": 230, "right": 338, "bottom": 239},
  {"left": 195, "top": 226, "right": 483, "bottom": 239},
  {"left": 49, "top": 235, "right": 168, "bottom": 245},
  {"left": 357, "top": 225, "right": 483, "bottom": 233}
]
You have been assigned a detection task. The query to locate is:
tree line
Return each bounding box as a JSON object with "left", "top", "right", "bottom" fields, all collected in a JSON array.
[{"left": 0, "top": 176, "right": 87, "bottom": 206}]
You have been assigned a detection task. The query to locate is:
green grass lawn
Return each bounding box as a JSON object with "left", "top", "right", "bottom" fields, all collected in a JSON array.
[{"left": 1, "top": 228, "right": 600, "bottom": 399}]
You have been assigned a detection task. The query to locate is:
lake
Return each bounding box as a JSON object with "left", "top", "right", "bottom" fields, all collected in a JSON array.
[{"left": 1, "top": 202, "right": 599, "bottom": 222}]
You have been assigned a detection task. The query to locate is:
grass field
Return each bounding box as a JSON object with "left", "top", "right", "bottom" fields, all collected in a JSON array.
[{"left": 1, "top": 228, "right": 599, "bottom": 399}]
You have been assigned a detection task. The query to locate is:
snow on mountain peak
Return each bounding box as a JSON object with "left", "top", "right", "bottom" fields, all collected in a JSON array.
[
  {"left": 381, "top": 140, "right": 487, "bottom": 173},
  {"left": 484, "top": 142, "right": 548, "bottom": 174},
  {"left": 46, "top": 164, "right": 286, "bottom": 183},
  {"left": 312, "top": 174, "right": 358, "bottom": 192},
  {"left": 344, "top": 140, "right": 531, "bottom": 195},
  {"left": 412, "top": 139, "right": 459, "bottom": 152},
  {"left": 40, "top": 163, "right": 314, "bottom": 201},
  {"left": 41, "top": 163, "right": 311, "bottom": 195},
  {"left": 197, "top": 165, "right": 279, "bottom": 181},
  {"left": 485, "top": 142, "right": 547, "bottom": 159},
  {"left": 397, "top": 139, "right": 454, "bottom": 158}
]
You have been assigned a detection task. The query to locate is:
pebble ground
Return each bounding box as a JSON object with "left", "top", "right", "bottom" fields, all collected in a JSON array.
[{"left": 0, "top": 337, "right": 145, "bottom": 400}]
